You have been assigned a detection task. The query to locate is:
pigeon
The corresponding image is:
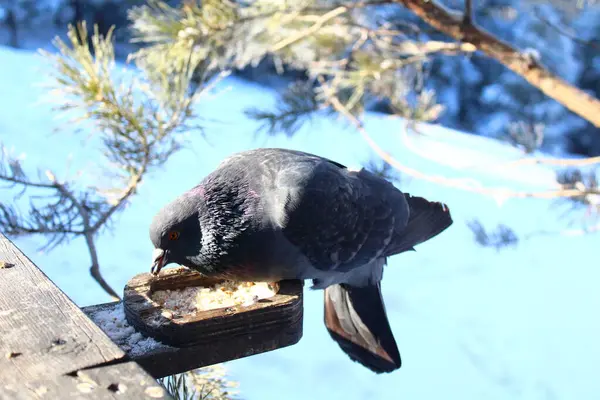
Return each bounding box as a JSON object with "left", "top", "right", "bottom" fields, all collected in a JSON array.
[{"left": 149, "top": 148, "right": 453, "bottom": 373}]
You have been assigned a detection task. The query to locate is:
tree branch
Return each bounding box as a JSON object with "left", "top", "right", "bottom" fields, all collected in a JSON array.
[
  {"left": 0, "top": 164, "right": 119, "bottom": 300},
  {"left": 270, "top": 6, "right": 348, "bottom": 52},
  {"left": 89, "top": 121, "right": 151, "bottom": 233},
  {"left": 0, "top": 175, "right": 56, "bottom": 189},
  {"left": 404, "top": 123, "right": 600, "bottom": 170},
  {"left": 503, "top": 155, "right": 600, "bottom": 168},
  {"left": 43, "top": 172, "right": 121, "bottom": 301},
  {"left": 5, "top": 22, "right": 206, "bottom": 301},
  {"left": 463, "top": 0, "right": 473, "bottom": 24},
  {"left": 320, "top": 81, "right": 600, "bottom": 205},
  {"left": 393, "top": 0, "right": 600, "bottom": 128}
]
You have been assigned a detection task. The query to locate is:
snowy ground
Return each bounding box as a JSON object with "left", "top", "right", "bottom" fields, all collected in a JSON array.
[{"left": 1, "top": 45, "right": 600, "bottom": 400}]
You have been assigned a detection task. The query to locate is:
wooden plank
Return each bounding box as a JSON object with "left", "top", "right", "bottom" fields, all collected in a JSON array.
[
  {"left": 83, "top": 300, "right": 303, "bottom": 378},
  {"left": 2, "top": 361, "right": 171, "bottom": 399},
  {"left": 0, "top": 233, "right": 170, "bottom": 398},
  {"left": 0, "top": 233, "right": 123, "bottom": 382}
]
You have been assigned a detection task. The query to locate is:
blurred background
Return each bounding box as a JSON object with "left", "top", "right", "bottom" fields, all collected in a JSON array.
[{"left": 1, "top": 1, "right": 599, "bottom": 399}]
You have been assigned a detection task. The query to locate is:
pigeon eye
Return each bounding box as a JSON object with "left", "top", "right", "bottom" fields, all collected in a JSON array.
[{"left": 168, "top": 231, "right": 180, "bottom": 241}]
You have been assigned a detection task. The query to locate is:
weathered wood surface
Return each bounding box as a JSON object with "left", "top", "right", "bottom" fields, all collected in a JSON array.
[
  {"left": 82, "top": 267, "right": 304, "bottom": 378},
  {"left": 0, "top": 233, "right": 172, "bottom": 399},
  {"left": 2, "top": 361, "right": 170, "bottom": 400}
]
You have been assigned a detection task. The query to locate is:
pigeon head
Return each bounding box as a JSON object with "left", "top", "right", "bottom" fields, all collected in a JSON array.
[{"left": 149, "top": 193, "right": 203, "bottom": 275}]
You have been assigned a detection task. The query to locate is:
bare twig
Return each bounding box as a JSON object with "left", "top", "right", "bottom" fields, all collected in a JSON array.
[
  {"left": 386, "top": 40, "right": 478, "bottom": 57},
  {"left": 0, "top": 154, "right": 142, "bottom": 301},
  {"left": 321, "top": 83, "right": 600, "bottom": 203},
  {"left": 413, "top": 40, "right": 477, "bottom": 54},
  {"left": 44, "top": 172, "right": 120, "bottom": 301},
  {"left": 503, "top": 155, "right": 600, "bottom": 168},
  {"left": 0, "top": 175, "right": 57, "bottom": 189},
  {"left": 393, "top": 0, "right": 600, "bottom": 128},
  {"left": 403, "top": 122, "right": 600, "bottom": 172},
  {"left": 533, "top": 6, "right": 600, "bottom": 51},
  {"left": 0, "top": 161, "right": 121, "bottom": 300},
  {"left": 458, "top": 150, "right": 600, "bottom": 172},
  {"left": 310, "top": 40, "right": 475, "bottom": 74},
  {"left": 463, "top": 0, "right": 473, "bottom": 24}
]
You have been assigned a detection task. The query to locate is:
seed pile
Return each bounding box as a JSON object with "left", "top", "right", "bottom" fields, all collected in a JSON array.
[{"left": 152, "top": 281, "right": 279, "bottom": 317}]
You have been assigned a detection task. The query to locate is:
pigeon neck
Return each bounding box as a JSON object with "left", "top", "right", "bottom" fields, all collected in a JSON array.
[{"left": 191, "top": 180, "right": 261, "bottom": 274}]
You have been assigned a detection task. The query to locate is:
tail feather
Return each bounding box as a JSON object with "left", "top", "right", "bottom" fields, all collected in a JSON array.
[
  {"left": 323, "top": 193, "right": 451, "bottom": 372},
  {"left": 386, "top": 194, "right": 453, "bottom": 255},
  {"left": 324, "top": 282, "right": 401, "bottom": 373}
]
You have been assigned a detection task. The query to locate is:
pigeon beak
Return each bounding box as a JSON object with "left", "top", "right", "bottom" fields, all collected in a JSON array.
[{"left": 151, "top": 248, "right": 168, "bottom": 276}]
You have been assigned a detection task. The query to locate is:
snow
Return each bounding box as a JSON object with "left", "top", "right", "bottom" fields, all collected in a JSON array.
[
  {"left": 152, "top": 280, "right": 279, "bottom": 315},
  {"left": 2, "top": 45, "right": 600, "bottom": 400},
  {"left": 87, "top": 302, "right": 164, "bottom": 357}
]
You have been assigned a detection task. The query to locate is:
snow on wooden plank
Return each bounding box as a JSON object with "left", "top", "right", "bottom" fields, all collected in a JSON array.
[
  {"left": 82, "top": 267, "right": 304, "bottom": 378},
  {"left": 84, "top": 300, "right": 303, "bottom": 378}
]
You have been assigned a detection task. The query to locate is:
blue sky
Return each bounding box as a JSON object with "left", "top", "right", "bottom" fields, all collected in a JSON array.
[{"left": 1, "top": 46, "right": 599, "bottom": 400}]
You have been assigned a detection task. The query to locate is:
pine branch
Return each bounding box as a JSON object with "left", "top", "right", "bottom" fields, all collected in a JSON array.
[
  {"left": 393, "top": 0, "right": 600, "bottom": 128},
  {"left": 1, "top": 21, "right": 207, "bottom": 300},
  {"left": 0, "top": 149, "right": 119, "bottom": 298},
  {"left": 131, "top": 0, "right": 600, "bottom": 132},
  {"left": 245, "top": 81, "right": 325, "bottom": 136},
  {"left": 48, "top": 172, "right": 121, "bottom": 300},
  {"left": 159, "top": 373, "right": 196, "bottom": 400},
  {"left": 270, "top": 6, "right": 348, "bottom": 52},
  {"left": 0, "top": 175, "right": 56, "bottom": 189},
  {"left": 1, "top": 152, "right": 86, "bottom": 244},
  {"left": 364, "top": 158, "right": 401, "bottom": 183}
]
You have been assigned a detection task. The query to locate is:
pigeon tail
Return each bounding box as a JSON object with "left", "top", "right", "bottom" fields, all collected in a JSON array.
[
  {"left": 324, "top": 282, "right": 401, "bottom": 373},
  {"left": 386, "top": 194, "right": 453, "bottom": 255}
]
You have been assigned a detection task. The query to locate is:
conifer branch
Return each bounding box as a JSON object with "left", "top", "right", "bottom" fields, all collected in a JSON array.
[
  {"left": 270, "top": 6, "right": 348, "bottom": 52},
  {"left": 393, "top": 0, "right": 600, "bottom": 128},
  {"left": 1, "top": 21, "right": 210, "bottom": 300}
]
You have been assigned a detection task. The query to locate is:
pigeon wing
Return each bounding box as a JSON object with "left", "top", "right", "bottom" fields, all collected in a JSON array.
[{"left": 276, "top": 161, "right": 409, "bottom": 272}]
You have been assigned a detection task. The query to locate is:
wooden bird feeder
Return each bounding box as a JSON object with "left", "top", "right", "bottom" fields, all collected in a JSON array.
[
  {"left": 89, "top": 266, "right": 304, "bottom": 378},
  {"left": 124, "top": 266, "right": 303, "bottom": 346}
]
